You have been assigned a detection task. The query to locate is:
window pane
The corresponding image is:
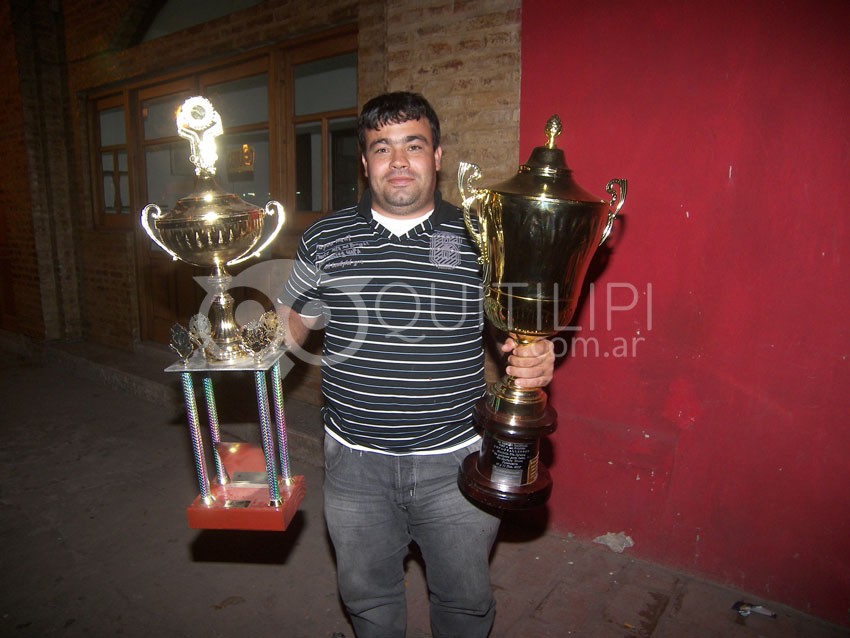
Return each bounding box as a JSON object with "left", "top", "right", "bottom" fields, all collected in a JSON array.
[
  {"left": 330, "top": 117, "right": 358, "bottom": 210},
  {"left": 100, "top": 151, "right": 130, "bottom": 214},
  {"left": 205, "top": 75, "right": 268, "bottom": 127},
  {"left": 101, "top": 152, "right": 116, "bottom": 213},
  {"left": 117, "top": 150, "right": 130, "bottom": 214},
  {"left": 295, "top": 122, "right": 321, "bottom": 212},
  {"left": 99, "top": 107, "right": 125, "bottom": 146},
  {"left": 143, "top": 93, "right": 192, "bottom": 140},
  {"left": 119, "top": 174, "right": 130, "bottom": 213},
  {"left": 145, "top": 142, "right": 195, "bottom": 209},
  {"left": 217, "top": 131, "right": 271, "bottom": 207},
  {"left": 294, "top": 53, "right": 357, "bottom": 116}
]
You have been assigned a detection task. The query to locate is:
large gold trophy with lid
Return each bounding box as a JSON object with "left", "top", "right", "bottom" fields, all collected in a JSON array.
[{"left": 458, "top": 115, "right": 627, "bottom": 509}]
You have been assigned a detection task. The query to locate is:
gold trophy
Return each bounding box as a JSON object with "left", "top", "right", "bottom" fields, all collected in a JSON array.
[
  {"left": 141, "top": 96, "right": 285, "bottom": 362},
  {"left": 458, "top": 115, "right": 627, "bottom": 509}
]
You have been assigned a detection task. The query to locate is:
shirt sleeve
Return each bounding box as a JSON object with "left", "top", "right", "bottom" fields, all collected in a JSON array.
[{"left": 277, "top": 236, "right": 324, "bottom": 318}]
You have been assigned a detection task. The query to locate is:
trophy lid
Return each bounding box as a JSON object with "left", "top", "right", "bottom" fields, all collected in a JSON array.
[
  {"left": 161, "top": 175, "right": 261, "bottom": 226},
  {"left": 490, "top": 115, "right": 603, "bottom": 204}
]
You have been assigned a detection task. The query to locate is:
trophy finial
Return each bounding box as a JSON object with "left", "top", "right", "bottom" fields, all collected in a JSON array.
[
  {"left": 177, "top": 96, "right": 223, "bottom": 176},
  {"left": 545, "top": 115, "right": 562, "bottom": 150}
]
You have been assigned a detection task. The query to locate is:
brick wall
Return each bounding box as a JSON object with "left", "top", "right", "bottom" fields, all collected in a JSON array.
[
  {"left": 0, "top": 2, "right": 38, "bottom": 336},
  {"left": 3, "top": 0, "right": 521, "bottom": 352},
  {"left": 63, "top": 0, "right": 363, "bottom": 349},
  {"left": 356, "top": 0, "right": 388, "bottom": 103},
  {"left": 60, "top": 0, "right": 521, "bottom": 206},
  {"left": 61, "top": 0, "right": 138, "bottom": 62},
  {"left": 382, "top": 0, "right": 522, "bottom": 201},
  {"left": 79, "top": 229, "right": 140, "bottom": 347},
  {"left": 63, "top": 0, "right": 359, "bottom": 89},
  {"left": 19, "top": 2, "right": 82, "bottom": 342},
  {"left": 0, "top": 1, "right": 81, "bottom": 341}
]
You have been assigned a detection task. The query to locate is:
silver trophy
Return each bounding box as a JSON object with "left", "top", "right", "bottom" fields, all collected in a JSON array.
[{"left": 141, "top": 96, "right": 285, "bottom": 362}]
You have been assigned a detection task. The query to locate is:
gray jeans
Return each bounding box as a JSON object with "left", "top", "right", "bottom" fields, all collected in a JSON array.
[{"left": 323, "top": 436, "right": 502, "bottom": 638}]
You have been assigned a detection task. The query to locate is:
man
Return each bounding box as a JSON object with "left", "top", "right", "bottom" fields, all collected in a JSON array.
[{"left": 279, "top": 92, "right": 554, "bottom": 638}]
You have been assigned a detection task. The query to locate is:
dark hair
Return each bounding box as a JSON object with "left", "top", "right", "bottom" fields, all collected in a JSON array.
[{"left": 357, "top": 92, "right": 441, "bottom": 151}]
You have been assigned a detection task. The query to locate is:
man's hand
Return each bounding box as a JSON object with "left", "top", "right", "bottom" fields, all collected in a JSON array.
[
  {"left": 278, "top": 306, "right": 323, "bottom": 349},
  {"left": 501, "top": 337, "right": 556, "bottom": 388}
]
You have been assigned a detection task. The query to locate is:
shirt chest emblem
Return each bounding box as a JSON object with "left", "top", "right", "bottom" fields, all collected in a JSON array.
[{"left": 430, "top": 231, "right": 462, "bottom": 270}]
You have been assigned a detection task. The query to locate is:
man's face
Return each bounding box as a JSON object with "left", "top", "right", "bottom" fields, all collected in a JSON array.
[{"left": 360, "top": 117, "right": 442, "bottom": 218}]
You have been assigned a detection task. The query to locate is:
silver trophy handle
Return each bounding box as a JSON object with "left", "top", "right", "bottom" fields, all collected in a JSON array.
[
  {"left": 141, "top": 203, "right": 181, "bottom": 260},
  {"left": 227, "top": 200, "right": 286, "bottom": 266},
  {"left": 600, "top": 178, "right": 628, "bottom": 246}
]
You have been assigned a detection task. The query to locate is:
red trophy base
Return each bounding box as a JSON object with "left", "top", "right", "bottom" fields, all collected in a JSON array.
[{"left": 186, "top": 442, "right": 305, "bottom": 532}]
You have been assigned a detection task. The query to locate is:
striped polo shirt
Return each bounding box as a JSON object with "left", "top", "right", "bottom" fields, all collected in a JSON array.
[{"left": 281, "top": 189, "right": 485, "bottom": 455}]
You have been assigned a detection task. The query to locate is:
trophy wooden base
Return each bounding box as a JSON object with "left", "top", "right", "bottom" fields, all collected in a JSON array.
[
  {"left": 458, "top": 399, "right": 557, "bottom": 510},
  {"left": 458, "top": 453, "right": 552, "bottom": 510},
  {"left": 186, "top": 442, "right": 305, "bottom": 531}
]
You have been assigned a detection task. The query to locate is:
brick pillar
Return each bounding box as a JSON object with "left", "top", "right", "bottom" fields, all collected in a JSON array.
[
  {"left": 8, "top": 0, "right": 81, "bottom": 341},
  {"left": 381, "top": 0, "right": 522, "bottom": 203},
  {"left": 357, "top": 0, "right": 388, "bottom": 102}
]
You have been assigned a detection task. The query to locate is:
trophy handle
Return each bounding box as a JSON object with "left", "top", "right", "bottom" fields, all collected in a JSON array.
[
  {"left": 600, "top": 178, "right": 628, "bottom": 246},
  {"left": 458, "top": 161, "right": 487, "bottom": 263},
  {"left": 141, "top": 203, "right": 181, "bottom": 261},
  {"left": 227, "top": 200, "right": 286, "bottom": 266}
]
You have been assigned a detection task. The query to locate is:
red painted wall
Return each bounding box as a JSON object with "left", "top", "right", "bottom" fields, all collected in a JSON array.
[{"left": 521, "top": 0, "right": 850, "bottom": 625}]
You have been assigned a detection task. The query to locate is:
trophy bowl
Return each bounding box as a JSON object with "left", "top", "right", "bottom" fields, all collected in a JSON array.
[
  {"left": 147, "top": 189, "right": 265, "bottom": 268},
  {"left": 143, "top": 182, "right": 279, "bottom": 268},
  {"left": 141, "top": 96, "right": 285, "bottom": 362},
  {"left": 458, "top": 115, "right": 627, "bottom": 509}
]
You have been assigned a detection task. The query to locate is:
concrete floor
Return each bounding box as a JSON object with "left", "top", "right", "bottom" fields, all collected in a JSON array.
[{"left": 0, "top": 337, "right": 847, "bottom": 637}]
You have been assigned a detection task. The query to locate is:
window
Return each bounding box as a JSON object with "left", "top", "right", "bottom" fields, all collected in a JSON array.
[
  {"left": 293, "top": 52, "right": 359, "bottom": 213},
  {"left": 94, "top": 95, "right": 131, "bottom": 228},
  {"left": 206, "top": 73, "right": 271, "bottom": 207},
  {"left": 140, "top": 88, "right": 196, "bottom": 212},
  {"left": 90, "top": 35, "right": 358, "bottom": 230}
]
